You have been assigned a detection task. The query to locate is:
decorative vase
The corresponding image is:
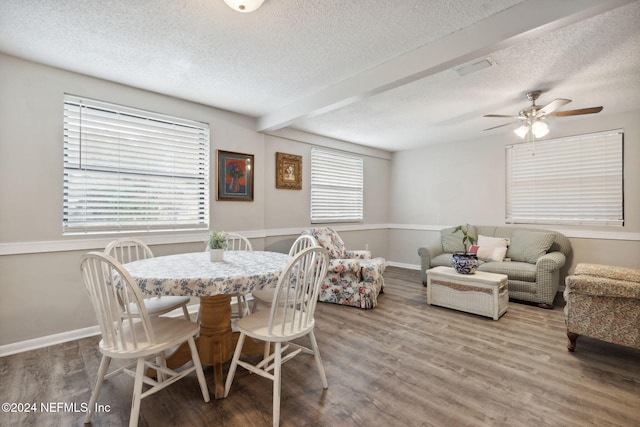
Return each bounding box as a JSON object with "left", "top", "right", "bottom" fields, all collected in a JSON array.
[
  {"left": 210, "top": 248, "right": 224, "bottom": 262},
  {"left": 451, "top": 252, "right": 478, "bottom": 274},
  {"left": 230, "top": 177, "right": 240, "bottom": 193}
]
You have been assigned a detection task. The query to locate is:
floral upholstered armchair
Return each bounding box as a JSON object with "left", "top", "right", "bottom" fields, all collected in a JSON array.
[
  {"left": 564, "top": 263, "right": 640, "bottom": 352},
  {"left": 302, "top": 227, "right": 386, "bottom": 309}
]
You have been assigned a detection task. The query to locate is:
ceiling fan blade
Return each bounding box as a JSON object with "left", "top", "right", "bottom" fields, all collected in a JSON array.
[
  {"left": 483, "top": 120, "right": 521, "bottom": 131},
  {"left": 536, "top": 98, "right": 571, "bottom": 117},
  {"left": 483, "top": 114, "right": 521, "bottom": 118},
  {"left": 549, "top": 106, "right": 603, "bottom": 117}
]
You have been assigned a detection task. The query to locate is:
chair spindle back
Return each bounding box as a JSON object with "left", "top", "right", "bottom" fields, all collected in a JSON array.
[
  {"left": 288, "top": 234, "right": 318, "bottom": 257},
  {"left": 105, "top": 238, "right": 154, "bottom": 264},
  {"left": 80, "top": 252, "right": 154, "bottom": 352},
  {"left": 268, "top": 246, "right": 328, "bottom": 336},
  {"left": 225, "top": 233, "right": 253, "bottom": 251}
]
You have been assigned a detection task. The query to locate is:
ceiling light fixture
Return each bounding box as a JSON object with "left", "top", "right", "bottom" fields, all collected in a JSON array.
[
  {"left": 531, "top": 120, "right": 549, "bottom": 138},
  {"left": 513, "top": 118, "right": 549, "bottom": 139},
  {"left": 514, "top": 124, "right": 529, "bottom": 139},
  {"left": 224, "top": 0, "right": 264, "bottom": 13}
]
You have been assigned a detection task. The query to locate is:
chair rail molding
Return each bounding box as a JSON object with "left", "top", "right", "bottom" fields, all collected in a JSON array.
[
  {"left": 2, "top": 225, "right": 358, "bottom": 255},
  {"left": 1, "top": 224, "right": 638, "bottom": 256}
]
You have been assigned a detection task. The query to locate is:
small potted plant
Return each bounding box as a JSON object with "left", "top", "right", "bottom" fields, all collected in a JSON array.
[
  {"left": 451, "top": 224, "right": 478, "bottom": 274},
  {"left": 207, "top": 231, "right": 228, "bottom": 262}
]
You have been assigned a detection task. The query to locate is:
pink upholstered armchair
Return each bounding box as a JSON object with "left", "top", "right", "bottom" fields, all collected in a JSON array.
[
  {"left": 302, "top": 227, "right": 386, "bottom": 309},
  {"left": 564, "top": 263, "right": 640, "bottom": 352}
]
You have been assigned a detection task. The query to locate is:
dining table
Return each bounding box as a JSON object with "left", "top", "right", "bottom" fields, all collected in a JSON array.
[{"left": 123, "top": 250, "right": 291, "bottom": 399}]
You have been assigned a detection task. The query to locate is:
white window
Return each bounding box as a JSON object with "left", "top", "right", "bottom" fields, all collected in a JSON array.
[
  {"left": 310, "top": 147, "right": 363, "bottom": 223},
  {"left": 505, "top": 130, "right": 623, "bottom": 226},
  {"left": 63, "top": 95, "right": 210, "bottom": 234}
]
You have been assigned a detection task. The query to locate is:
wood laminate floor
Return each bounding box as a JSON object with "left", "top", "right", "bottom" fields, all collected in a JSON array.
[{"left": 1, "top": 267, "right": 639, "bottom": 426}]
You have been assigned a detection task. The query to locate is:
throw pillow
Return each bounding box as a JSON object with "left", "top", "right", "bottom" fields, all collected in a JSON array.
[
  {"left": 469, "top": 235, "right": 510, "bottom": 262},
  {"left": 441, "top": 225, "right": 477, "bottom": 253},
  {"left": 477, "top": 235, "right": 510, "bottom": 249},
  {"left": 470, "top": 244, "right": 508, "bottom": 262},
  {"left": 507, "top": 230, "right": 555, "bottom": 263}
]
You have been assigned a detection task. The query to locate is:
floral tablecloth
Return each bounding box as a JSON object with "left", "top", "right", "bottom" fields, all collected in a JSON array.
[{"left": 124, "top": 251, "right": 291, "bottom": 297}]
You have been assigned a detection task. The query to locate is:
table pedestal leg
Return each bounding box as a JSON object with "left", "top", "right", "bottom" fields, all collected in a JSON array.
[
  {"left": 198, "top": 295, "right": 233, "bottom": 399},
  {"left": 160, "top": 294, "right": 266, "bottom": 399}
]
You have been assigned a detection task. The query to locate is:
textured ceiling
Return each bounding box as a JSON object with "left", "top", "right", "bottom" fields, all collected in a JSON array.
[{"left": 1, "top": 0, "right": 639, "bottom": 151}]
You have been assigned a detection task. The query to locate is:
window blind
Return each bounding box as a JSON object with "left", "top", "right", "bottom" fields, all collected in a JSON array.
[
  {"left": 63, "top": 95, "right": 210, "bottom": 233},
  {"left": 505, "top": 130, "right": 623, "bottom": 226},
  {"left": 310, "top": 147, "right": 363, "bottom": 223}
]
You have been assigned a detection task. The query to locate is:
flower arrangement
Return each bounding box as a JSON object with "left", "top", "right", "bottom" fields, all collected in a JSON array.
[
  {"left": 226, "top": 161, "right": 245, "bottom": 178},
  {"left": 452, "top": 224, "right": 477, "bottom": 254},
  {"left": 208, "top": 231, "right": 228, "bottom": 249}
]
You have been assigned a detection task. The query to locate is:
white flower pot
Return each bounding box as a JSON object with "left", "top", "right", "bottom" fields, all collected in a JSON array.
[{"left": 210, "top": 248, "right": 224, "bottom": 262}]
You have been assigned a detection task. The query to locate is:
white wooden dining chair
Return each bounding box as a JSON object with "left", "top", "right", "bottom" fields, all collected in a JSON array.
[
  {"left": 224, "top": 246, "right": 329, "bottom": 427},
  {"left": 225, "top": 233, "right": 253, "bottom": 251},
  {"left": 224, "top": 233, "right": 253, "bottom": 318},
  {"left": 251, "top": 234, "right": 318, "bottom": 311},
  {"left": 80, "top": 252, "right": 210, "bottom": 427},
  {"left": 105, "top": 238, "right": 192, "bottom": 320}
]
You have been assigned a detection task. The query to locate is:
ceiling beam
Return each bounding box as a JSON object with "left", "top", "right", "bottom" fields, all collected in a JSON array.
[{"left": 257, "top": 0, "right": 634, "bottom": 132}]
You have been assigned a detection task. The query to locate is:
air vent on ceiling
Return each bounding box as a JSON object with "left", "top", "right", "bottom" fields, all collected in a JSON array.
[{"left": 456, "top": 58, "right": 494, "bottom": 77}]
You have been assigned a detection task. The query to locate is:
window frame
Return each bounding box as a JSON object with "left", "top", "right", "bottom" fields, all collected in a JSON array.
[
  {"left": 62, "top": 95, "right": 210, "bottom": 235},
  {"left": 505, "top": 129, "right": 624, "bottom": 226},
  {"left": 310, "top": 147, "right": 364, "bottom": 223}
]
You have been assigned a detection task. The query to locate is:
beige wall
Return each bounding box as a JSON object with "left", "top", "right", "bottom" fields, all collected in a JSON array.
[
  {"left": 2, "top": 51, "right": 638, "bottom": 349},
  {"left": 0, "top": 54, "right": 391, "bottom": 347}
]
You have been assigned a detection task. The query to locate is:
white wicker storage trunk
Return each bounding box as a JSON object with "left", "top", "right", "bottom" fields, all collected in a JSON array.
[{"left": 426, "top": 266, "right": 508, "bottom": 320}]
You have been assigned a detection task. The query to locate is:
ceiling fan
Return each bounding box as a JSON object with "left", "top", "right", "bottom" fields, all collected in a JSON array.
[{"left": 483, "top": 90, "right": 603, "bottom": 138}]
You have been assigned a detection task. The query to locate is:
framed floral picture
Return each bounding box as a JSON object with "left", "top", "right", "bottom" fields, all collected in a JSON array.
[
  {"left": 276, "top": 152, "right": 302, "bottom": 190},
  {"left": 217, "top": 150, "right": 254, "bottom": 201}
]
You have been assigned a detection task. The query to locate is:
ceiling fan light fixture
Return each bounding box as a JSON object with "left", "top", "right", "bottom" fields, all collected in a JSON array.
[
  {"left": 514, "top": 124, "right": 529, "bottom": 139},
  {"left": 484, "top": 89, "right": 602, "bottom": 140},
  {"left": 531, "top": 120, "right": 549, "bottom": 138},
  {"left": 223, "top": 0, "right": 264, "bottom": 13}
]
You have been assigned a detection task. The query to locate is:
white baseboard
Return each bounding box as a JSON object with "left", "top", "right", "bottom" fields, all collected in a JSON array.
[
  {"left": 386, "top": 261, "right": 420, "bottom": 270},
  {"left": 0, "top": 325, "right": 101, "bottom": 357},
  {"left": 0, "top": 305, "right": 201, "bottom": 357}
]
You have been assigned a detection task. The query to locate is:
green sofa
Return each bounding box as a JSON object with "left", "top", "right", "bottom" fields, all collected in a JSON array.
[{"left": 418, "top": 225, "right": 571, "bottom": 308}]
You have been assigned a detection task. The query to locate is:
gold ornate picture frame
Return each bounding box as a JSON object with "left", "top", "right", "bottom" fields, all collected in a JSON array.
[{"left": 276, "top": 152, "right": 302, "bottom": 190}]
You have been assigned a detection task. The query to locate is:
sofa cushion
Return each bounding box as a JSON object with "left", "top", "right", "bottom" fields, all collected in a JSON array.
[
  {"left": 575, "top": 263, "right": 640, "bottom": 283},
  {"left": 431, "top": 253, "right": 453, "bottom": 268},
  {"left": 346, "top": 250, "right": 372, "bottom": 260},
  {"left": 478, "top": 261, "right": 537, "bottom": 281},
  {"left": 328, "top": 259, "right": 361, "bottom": 275},
  {"left": 566, "top": 264, "right": 640, "bottom": 299},
  {"left": 507, "top": 230, "right": 555, "bottom": 263},
  {"left": 441, "top": 225, "right": 477, "bottom": 253},
  {"left": 360, "top": 258, "right": 386, "bottom": 283}
]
